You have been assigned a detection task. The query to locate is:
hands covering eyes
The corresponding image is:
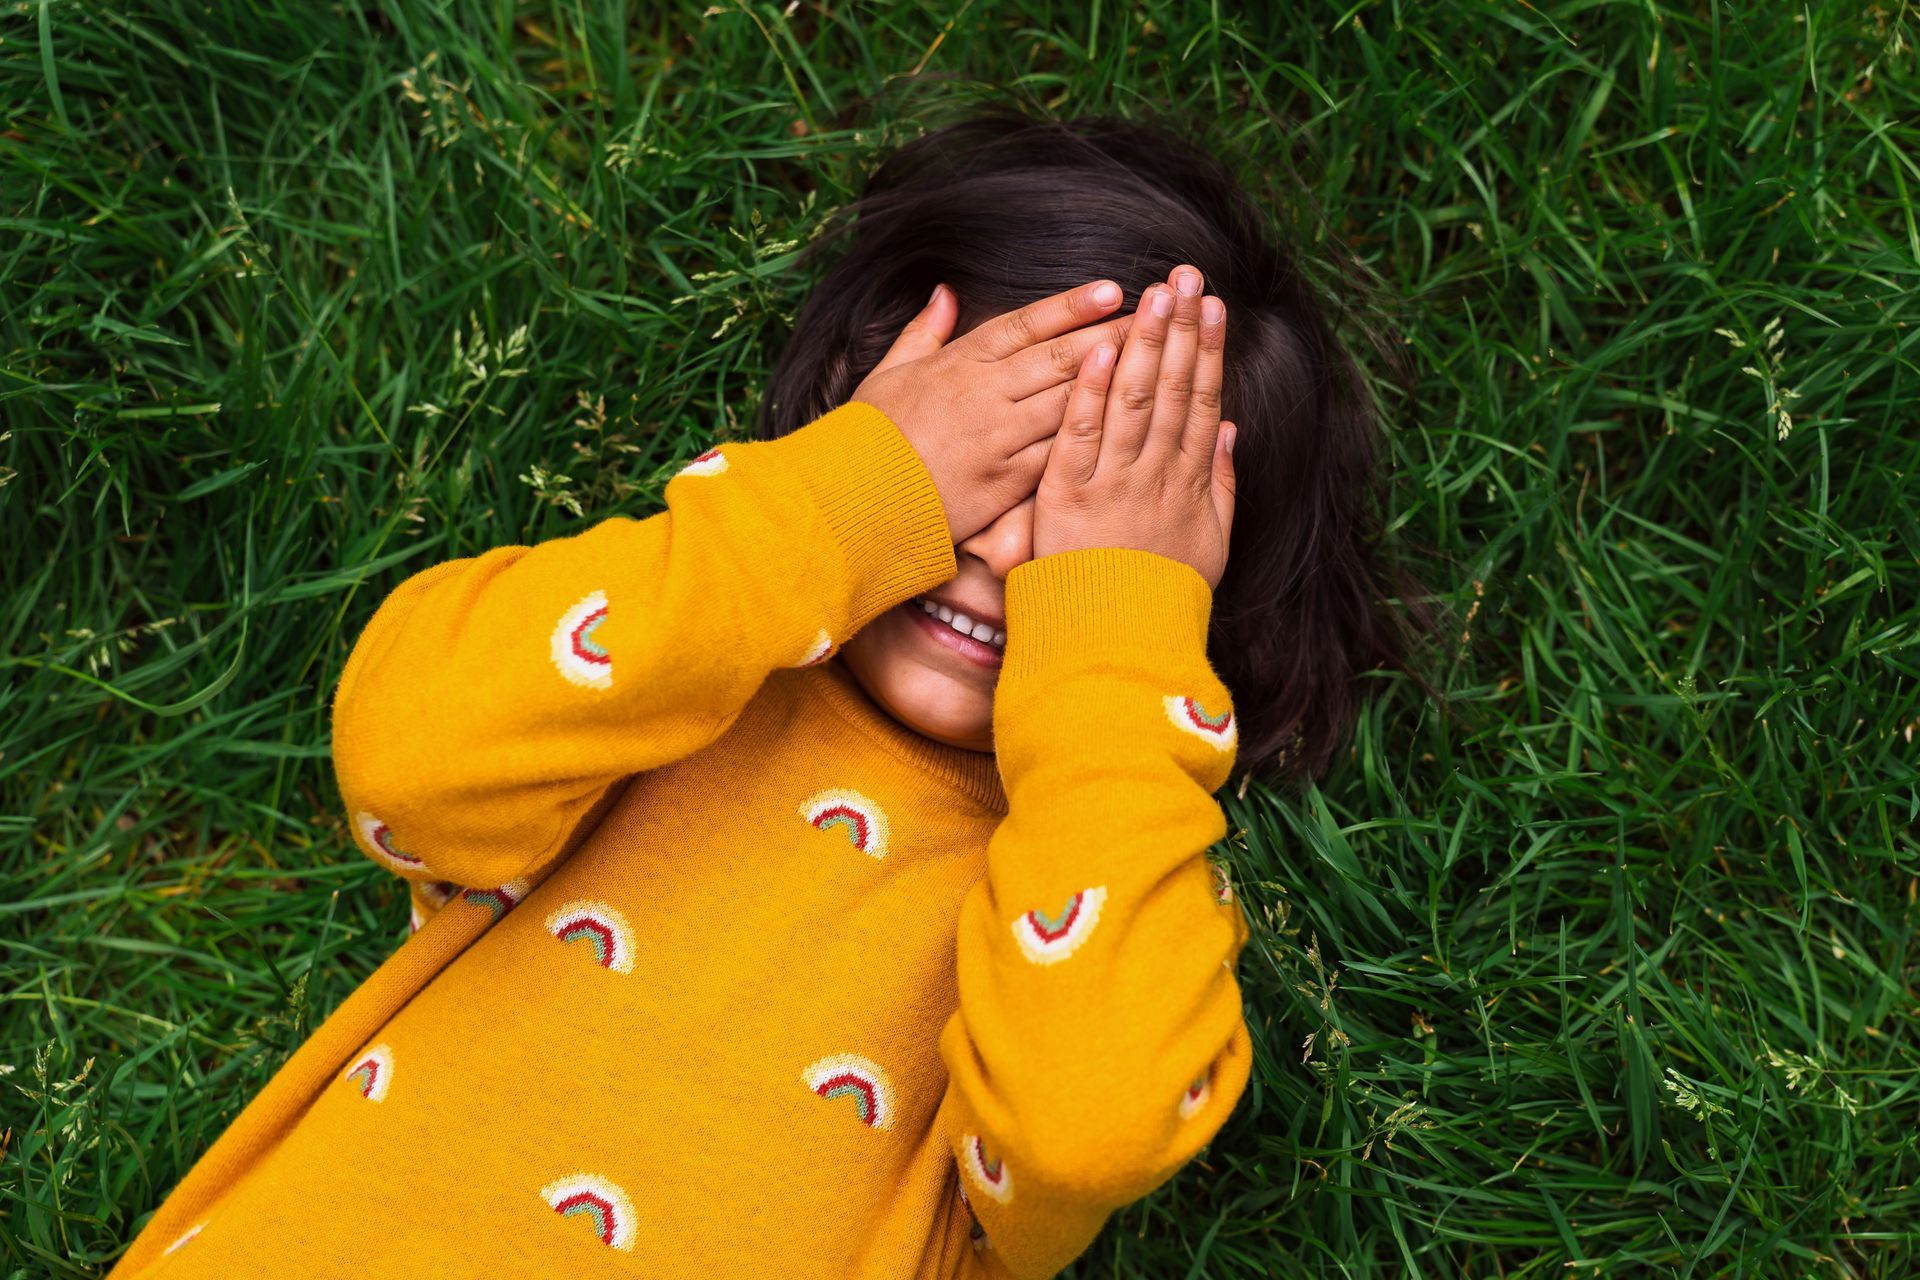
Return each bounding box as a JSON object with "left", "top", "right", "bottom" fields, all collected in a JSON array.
[
  {"left": 1030, "top": 265, "right": 1234, "bottom": 591},
  {"left": 850, "top": 264, "right": 1234, "bottom": 591}
]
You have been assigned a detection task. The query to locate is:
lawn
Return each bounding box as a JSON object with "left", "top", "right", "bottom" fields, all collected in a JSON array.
[{"left": 4, "top": 2, "right": 1919, "bottom": 1276}]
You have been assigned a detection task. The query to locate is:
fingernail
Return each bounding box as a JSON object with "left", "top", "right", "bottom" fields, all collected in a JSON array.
[
  {"left": 1176, "top": 269, "right": 1201, "bottom": 297},
  {"left": 1202, "top": 297, "right": 1223, "bottom": 325},
  {"left": 1092, "top": 282, "right": 1122, "bottom": 307},
  {"left": 1224, "top": 425, "right": 1238, "bottom": 454},
  {"left": 1151, "top": 289, "right": 1173, "bottom": 318},
  {"left": 928, "top": 283, "right": 943, "bottom": 305},
  {"left": 1094, "top": 344, "right": 1115, "bottom": 369}
]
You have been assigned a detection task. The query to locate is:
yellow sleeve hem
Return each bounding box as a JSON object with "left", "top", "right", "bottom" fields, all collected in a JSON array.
[
  {"left": 1000, "top": 547, "right": 1215, "bottom": 681},
  {"left": 775, "top": 399, "right": 957, "bottom": 634}
]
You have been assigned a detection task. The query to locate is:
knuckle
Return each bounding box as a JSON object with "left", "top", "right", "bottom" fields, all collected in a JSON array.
[
  {"left": 1159, "top": 372, "right": 1195, "bottom": 401},
  {"left": 1005, "top": 307, "right": 1039, "bottom": 349},
  {"left": 1048, "top": 336, "right": 1080, "bottom": 375},
  {"left": 1191, "top": 384, "right": 1223, "bottom": 413},
  {"left": 1119, "top": 384, "right": 1157, "bottom": 414}
]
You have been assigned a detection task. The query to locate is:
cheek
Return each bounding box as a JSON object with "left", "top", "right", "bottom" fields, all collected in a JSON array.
[{"left": 841, "top": 615, "right": 997, "bottom": 742}]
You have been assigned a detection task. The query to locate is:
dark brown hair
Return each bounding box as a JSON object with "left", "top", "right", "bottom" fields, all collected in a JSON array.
[{"left": 758, "top": 106, "right": 1425, "bottom": 782}]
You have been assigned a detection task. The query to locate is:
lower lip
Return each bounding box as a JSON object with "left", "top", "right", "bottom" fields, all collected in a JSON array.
[{"left": 907, "top": 600, "right": 1004, "bottom": 669}]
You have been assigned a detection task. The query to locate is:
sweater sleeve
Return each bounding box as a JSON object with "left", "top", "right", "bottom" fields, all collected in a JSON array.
[
  {"left": 934, "top": 548, "right": 1254, "bottom": 1280},
  {"left": 331, "top": 401, "right": 956, "bottom": 892}
]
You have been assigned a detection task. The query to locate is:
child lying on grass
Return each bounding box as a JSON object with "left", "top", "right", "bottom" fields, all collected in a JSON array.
[{"left": 109, "top": 109, "right": 1415, "bottom": 1280}]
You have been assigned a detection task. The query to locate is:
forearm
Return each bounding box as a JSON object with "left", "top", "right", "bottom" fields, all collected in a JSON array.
[
  {"left": 331, "top": 401, "right": 955, "bottom": 889},
  {"left": 939, "top": 547, "right": 1252, "bottom": 1277}
]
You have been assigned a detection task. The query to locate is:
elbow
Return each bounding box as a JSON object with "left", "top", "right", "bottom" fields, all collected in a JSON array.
[
  {"left": 1012, "top": 1110, "right": 1182, "bottom": 1207},
  {"left": 1008, "top": 1085, "right": 1210, "bottom": 1207},
  {"left": 1005, "top": 1013, "right": 1251, "bottom": 1207}
]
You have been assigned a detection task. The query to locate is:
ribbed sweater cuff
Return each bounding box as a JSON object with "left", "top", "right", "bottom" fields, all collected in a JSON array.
[
  {"left": 778, "top": 400, "right": 957, "bottom": 632},
  {"left": 1001, "top": 547, "right": 1216, "bottom": 683}
]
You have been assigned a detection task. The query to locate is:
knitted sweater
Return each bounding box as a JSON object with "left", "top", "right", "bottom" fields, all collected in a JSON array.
[{"left": 106, "top": 400, "right": 1253, "bottom": 1280}]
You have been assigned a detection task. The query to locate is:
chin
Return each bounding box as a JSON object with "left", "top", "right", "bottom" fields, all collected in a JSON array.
[{"left": 840, "top": 612, "right": 997, "bottom": 753}]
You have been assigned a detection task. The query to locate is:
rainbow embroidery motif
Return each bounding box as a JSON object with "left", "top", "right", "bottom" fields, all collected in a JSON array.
[
  {"left": 1010, "top": 886, "right": 1108, "bottom": 966},
  {"left": 409, "top": 879, "right": 460, "bottom": 934},
  {"left": 1179, "top": 1064, "right": 1214, "bottom": 1119},
  {"left": 551, "top": 589, "right": 613, "bottom": 690},
  {"left": 798, "top": 788, "right": 890, "bottom": 860},
  {"left": 1164, "top": 694, "right": 1237, "bottom": 750},
  {"left": 462, "top": 877, "right": 531, "bottom": 921},
  {"left": 674, "top": 445, "right": 729, "bottom": 478},
  {"left": 355, "top": 810, "right": 426, "bottom": 874},
  {"left": 162, "top": 1220, "right": 206, "bottom": 1256},
  {"left": 957, "top": 1181, "right": 989, "bottom": 1251},
  {"left": 792, "top": 628, "right": 834, "bottom": 668},
  {"left": 539, "top": 1172, "right": 637, "bottom": 1251},
  {"left": 342, "top": 1043, "right": 394, "bottom": 1102},
  {"left": 543, "top": 899, "right": 636, "bottom": 974},
  {"left": 960, "top": 1133, "right": 1013, "bottom": 1204},
  {"left": 802, "top": 1053, "right": 897, "bottom": 1130}
]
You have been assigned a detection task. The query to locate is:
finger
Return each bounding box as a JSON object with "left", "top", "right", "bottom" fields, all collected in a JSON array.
[
  {"left": 1212, "top": 421, "right": 1238, "bottom": 542},
  {"left": 1141, "top": 265, "right": 1205, "bottom": 465},
  {"left": 1102, "top": 283, "right": 1174, "bottom": 464},
  {"left": 1000, "top": 311, "right": 1139, "bottom": 400},
  {"left": 1003, "top": 315, "right": 1134, "bottom": 456},
  {"left": 1183, "top": 294, "right": 1227, "bottom": 464},
  {"left": 1047, "top": 342, "right": 1117, "bottom": 488},
  {"left": 955, "top": 279, "right": 1125, "bottom": 363},
  {"left": 1007, "top": 433, "right": 1054, "bottom": 494},
  {"left": 868, "top": 283, "right": 957, "bottom": 377},
  {"left": 1016, "top": 380, "right": 1073, "bottom": 439}
]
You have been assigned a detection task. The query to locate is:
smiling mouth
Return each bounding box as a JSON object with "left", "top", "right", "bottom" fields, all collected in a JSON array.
[{"left": 907, "top": 595, "right": 1006, "bottom": 650}]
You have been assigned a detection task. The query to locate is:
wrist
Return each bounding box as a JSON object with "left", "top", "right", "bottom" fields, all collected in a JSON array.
[
  {"left": 774, "top": 401, "right": 957, "bottom": 631},
  {"left": 1031, "top": 524, "right": 1224, "bottom": 593},
  {"left": 1000, "top": 548, "right": 1215, "bottom": 684}
]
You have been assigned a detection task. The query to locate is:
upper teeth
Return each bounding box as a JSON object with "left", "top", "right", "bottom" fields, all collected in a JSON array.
[{"left": 915, "top": 597, "right": 1005, "bottom": 649}]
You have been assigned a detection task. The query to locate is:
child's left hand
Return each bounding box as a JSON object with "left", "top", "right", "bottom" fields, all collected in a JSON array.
[{"left": 1031, "top": 263, "right": 1235, "bottom": 590}]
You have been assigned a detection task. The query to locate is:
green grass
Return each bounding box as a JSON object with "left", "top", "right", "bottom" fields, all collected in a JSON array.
[{"left": 5, "top": 1, "right": 1919, "bottom": 1275}]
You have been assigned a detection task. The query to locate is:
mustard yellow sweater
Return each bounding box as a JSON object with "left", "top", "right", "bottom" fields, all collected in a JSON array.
[{"left": 107, "top": 401, "right": 1252, "bottom": 1280}]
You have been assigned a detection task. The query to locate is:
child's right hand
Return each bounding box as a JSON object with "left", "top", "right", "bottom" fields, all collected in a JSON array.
[{"left": 851, "top": 280, "right": 1135, "bottom": 544}]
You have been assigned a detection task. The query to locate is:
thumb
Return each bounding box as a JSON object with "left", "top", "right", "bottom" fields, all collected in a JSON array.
[
  {"left": 868, "top": 283, "right": 957, "bottom": 377},
  {"left": 1211, "top": 422, "right": 1238, "bottom": 539}
]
